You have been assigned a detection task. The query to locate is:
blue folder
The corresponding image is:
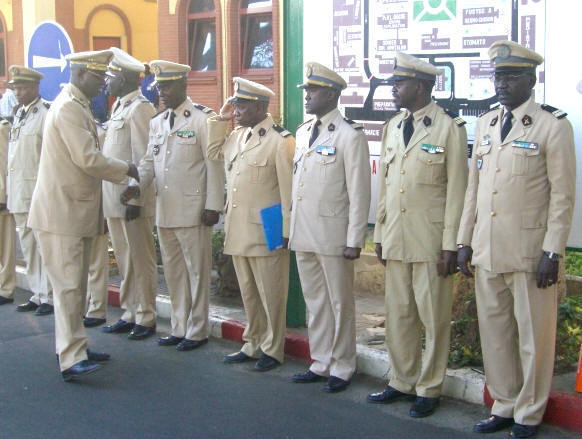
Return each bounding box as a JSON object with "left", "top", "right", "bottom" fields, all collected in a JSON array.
[{"left": 260, "top": 203, "right": 283, "bottom": 251}]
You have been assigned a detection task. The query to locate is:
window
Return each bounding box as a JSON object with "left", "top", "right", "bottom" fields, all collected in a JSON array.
[
  {"left": 188, "top": 0, "right": 217, "bottom": 72},
  {"left": 240, "top": 0, "right": 273, "bottom": 70},
  {"left": 0, "top": 19, "right": 5, "bottom": 77}
]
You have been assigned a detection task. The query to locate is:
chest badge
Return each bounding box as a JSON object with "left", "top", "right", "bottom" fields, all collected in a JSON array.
[
  {"left": 522, "top": 115, "right": 533, "bottom": 126},
  {"left": 512, "top": 141, "right": 539, "bottom": 150},
  {"left": 184, "top": 110, "right": 191, "bottom": 118},
  {"left": 423, "top": 116, "right": 431, "bottom": 127},
  {"left": 32, "top": 107, "right": 38, "bottom": 114},
  {"left": 420, "top": 143, "right": 444, "bottom": 154},
  {"left": 259, "top": 128, "right": 266, "bottom": 137},
  {"left": 153, "top": 145, "right": 160, "bottom": 155},
  {"left": 176, "top": 130, "right": 195, "bottom": 138},
  {"left": 480, "top": 135, "right": 491, "bottom": 146},
  {"left": 477, "top": 158, "right": 483, "bottom": 169},
  {"left": 328, "top": 123, "right": 335, "bottom": 132},
  {"left": 316, "top": 145, "right": 336, "bottom": 156}
]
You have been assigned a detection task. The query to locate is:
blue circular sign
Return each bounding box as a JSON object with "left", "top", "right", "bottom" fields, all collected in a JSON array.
[{"left": 27, "top": 21, "right": 74, "bottom": 101}]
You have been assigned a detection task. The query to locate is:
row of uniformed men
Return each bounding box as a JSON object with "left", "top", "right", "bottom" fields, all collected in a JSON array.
[{"left": 0, "top": 40, "right": 575, "bottom": 439}]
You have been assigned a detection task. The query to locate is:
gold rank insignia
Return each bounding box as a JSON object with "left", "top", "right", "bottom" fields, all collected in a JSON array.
[
  {"left": 522, "top": 115, "right": 532, "bottom": 126},
  {"left": 184, "top": 109, "right": 191, "bottom": 118}
]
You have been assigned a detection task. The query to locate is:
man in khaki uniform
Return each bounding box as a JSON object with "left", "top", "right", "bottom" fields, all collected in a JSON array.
[
  {"left": 0, "top": 116, "right": 15, "bottom": 305},
  {"left": 122, "top": 60, "right": 224, "bottom": 351},
  {"left": 207, "top": 77, "right": 294, "bottom": 371},
  {"left": 367, "top": 53, "right": 468, "bottom": 417},
  {"left": 98, "top": 48, "right": 157, "bottom": 339},
  {"left": 457, "top": 41, "right": 576, "bottom": 438},
  {"left": 28, "top": 50, "right": 141, "bottom": 382},
  {"left": 289, "top": 62, "right": 371, "bottom": 393},
  {"left": 6, "top": 66, "right": 53, "bottom": 315}
]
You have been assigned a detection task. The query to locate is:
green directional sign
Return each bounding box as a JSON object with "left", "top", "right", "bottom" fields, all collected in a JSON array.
[{"left": 413, "top": 0, "right": 457, "bottom": 22}]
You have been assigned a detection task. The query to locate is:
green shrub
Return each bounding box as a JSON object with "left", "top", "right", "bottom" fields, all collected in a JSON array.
[{"left": 565, "top": 250, "right": 582, "bottom": 276}]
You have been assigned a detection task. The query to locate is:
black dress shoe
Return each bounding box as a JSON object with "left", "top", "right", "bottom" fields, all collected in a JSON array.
[
  {"left": 87, "top": 349, "right": 111, "bottom": 362},
  {"left": 254, "top": 353, "right": 280, "bottom": 372},
  {"left": 510, "top": 423, "right": 538, "bottom": 438},
  {"left": 0, "top": 296, "right": 13, "bottom": 305},
  {"left": 35, "top": 303, "right": 54, "bottom": 316},
  {"left": 61, "top": 360, "right": 102, "bottom": 382},
  {"left": 323, "top": 376, "right": 350, "bottom": 393},
  {"left": 410, "top": 396, "right": 440, "bottom": 418},
  {"left": 102, "top": 319, "right": 134, "bottom": 333},
  {"left": 157, "top": 335, "right": 184, "bottom": 346},
  {"left": 83, "top": 317, "right": 106, "bottom": 328},
  {"left": 176, "top": 338, "right": 208, "bottom": 351},
  {"left": 367, "top": 385, "right": 415, "bottom": 404},
  {"left": 128, "top": 324, "right": 156, "bottom": 340},
  {"left": 16, "top": 300, "right": 38, "bottom": 312},
  {"left": 224, "top": 351, "right": 253, "bottom": 364},
  {"left": 473, "top": 415, "right": 514, "bottom": 433},
  {"left": 292, "top": 370, "right": 327, "bottom": 383}
]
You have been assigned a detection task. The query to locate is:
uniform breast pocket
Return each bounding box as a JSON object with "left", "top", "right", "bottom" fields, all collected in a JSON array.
[
  {"left": 318, "top": 154, "right": 341, "bottom": 183},
  {"left": 248, "top": 156, "right": 268, "bottom": 184},
  {"left": 107, "top": 119, "right": 126, "bottom": 145},
  {"left": 511, "top": 146, "right": 541, "bottom": 176},
  {"left": 416, "top": 149, "right": 446, "bottom": 185},
  {"left": 175, "top": 136, "right": 201, "bottom": 163}
]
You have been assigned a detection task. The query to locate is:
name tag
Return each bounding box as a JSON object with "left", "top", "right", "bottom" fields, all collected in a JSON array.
[
  {"left": 512, "top": 141, "right": 538, "bottom": 150},
  {"left": 316, "top": 145, "right": 336, "bottom": 156},
  {"left": 177, "top": 130, "right": 195, "bottom": 138},
  {"left": 421, "top": 144, "right": 444, "bottom": 154}
]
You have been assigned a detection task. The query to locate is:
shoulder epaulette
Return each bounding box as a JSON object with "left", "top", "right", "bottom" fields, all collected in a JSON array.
[
  {"left": 272, "top": 124, "right": 292, "bottom": 137},
  {"left": 541, "top": 104, "right": 567, "bottom": 119},
  {"left": 151, "top": 109, "right": 166, "bottom": 120},
  {"left": 0, "top": 118, "right": 9, "bottom": 125},
  {"left": 43, "top": 101, "right": 50, "bottom": 109},
  {"left": 442, "top": 108, "right": 466, "bottom": 127},
  {"left": 194, "top": 103, "right": 214, "bottom": 114},
  {"left": 71, "top": 95, "right": 88, "bottom": 108},
  {"left": 343, "top": 117, "right": 364, "bottom": 130},
  {"left": 478, "top": 104, "right": 500, "bottom": 118},
  {"left": 297, "top": 118, "right": 314, "bottom": 129}
]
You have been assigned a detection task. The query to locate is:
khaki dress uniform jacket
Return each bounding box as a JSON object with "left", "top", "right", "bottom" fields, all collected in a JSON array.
[
  {"left": 7, "top": 97, "right": 52, "bottom": 305},
  {"left": 289, "top": 108, "right": 371, "bottom": 381},
  {"left": 207, "top": 114, "right": 295, "bottom": 362},
  {"left": 457, "top": 97, "right": 576, "bottom": 425},
  {"left": 374, "top": 100, "right": 468, "bottom": 397},
  {"left": 101, "top": 90, "right": 157, "bottom": 327},
  {"left": 0, "top": 119, "right": 15, "bottom": 299},
  {"left": 138, "top": 98, "right": 225, "bottom": 340},
  {"left": 28, "top": 83, "right": 130, "bottom": 371}
]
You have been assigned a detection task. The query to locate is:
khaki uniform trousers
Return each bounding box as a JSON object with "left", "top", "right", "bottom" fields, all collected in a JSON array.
[
  {"left": 384, "top": 260, "right": 453, "bottom": 397},
  {"left": 107, "top": 217, "right": 157, "bottom": 326},
  {"left": 36, "top": 231, "right": 93, "bottom": 371},
  {"left": 296, "top": 251, "right": 356, "bottom": 381},
  {"left": 158, "top": 225, "right": 211, "bottom": 340},
  {"left": 14, "top": 213, "right": 52, "bottom": 305},
  {"left": 232, "top": 252, "right": 289, "bottom": 363},
  {"left": 475, "top": 267, "right": 558, "bottom": 426},
  {"left": 0, "top": 213, "right": 16, "bottom": 299},
  {"left": 84, "top": 234, "right": 110, "bottom": 320}
]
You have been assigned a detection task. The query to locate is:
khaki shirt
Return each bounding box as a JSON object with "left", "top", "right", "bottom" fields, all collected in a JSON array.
[
  {"left": 6, "top": 96, "right": 50, "bottom": 213},
  {"left": 457, "top": 97, "right": 576, "bottom": 273},
  {"left": 28, "top": 83, "right": 130, "bottom": 237},
  {"left": 102, "top": 90, "right": 156, "bottom": 218},
  {"left": 137, "top": 98, "right": 225, "bottom": 228},
  {"left": 207, "top": 114, "right": 295, "bottom": 257},
  {"left": 0, "top": 118, "right": 10, "bottom": 216},
  {"left": 374, "top": 100, "right": 468, "bottom": 262},
  {"left": 289, "top": 108, "right": 371, "bottom": 256}
]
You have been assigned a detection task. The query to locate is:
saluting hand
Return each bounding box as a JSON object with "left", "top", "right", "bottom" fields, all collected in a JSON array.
[
  {"left": 201, "top": 209, "right": 220, "bottom": 227},
  {"left": 536, "top": 252, "right": 559, "bottom": 289},
  {"left": 457, "top": 246, "right": 474, "bottom": 277},
  {"left": 343, "top": 247, "right": 361, "bottom": 260},
  {"left": 125, "top": 205, "right": 140, "bottom": 222},
  {"left": 120, "top": 186, "right": 140, "bottom": 205},
  {"left": 219, "top": 98, "right": 234, "bottom": 121},
  {"left": 375, "top": 243, "right": 386, "bottom": 266},
  {"left": 438, "top": 250, "right": 459, "bottom": 278}
]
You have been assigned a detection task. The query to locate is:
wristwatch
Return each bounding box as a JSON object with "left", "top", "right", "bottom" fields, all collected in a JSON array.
[{"left": 544, "top": 251, "right": 560, "bottom": 261}]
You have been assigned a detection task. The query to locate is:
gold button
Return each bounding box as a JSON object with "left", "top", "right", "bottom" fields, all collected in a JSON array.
[
  {"left": 164, "top": 185, "right": 168, "bottom": 189},
  {"left": 428, "top": 159, "right": 432, "bottom": 164},
  {"left": 306, "top": 152, "right": 311, "bottom": 157},
  {"left": 196, "top": 189, "right": 200, "bottom": 193},
  {"left": 233, "top": 204, "right": 237, "bottom": 208},
  {"left": 401, "top": 208, "right": 406, "bottom": 213},
  {"left": 403, "top": 153, "right": 408, "bottom": 159},
  {"left": 10, "top": 168, "right": 13, "bottom": 171},
  {"left": 254, "top": 161, "right": 257, "bottom": 165},
  {"left": 498, "top": 146, "right": 502, "bottom": 150},
  {"left": 492, "top": 189, "right": 498, "bottom": 194},
  {"left": 167, "top": 150, "right": 171, "bottom": 155},
  {"left": 303, "top": 167, "right": 307, "bottom": 172},
  {"left": 164, "top": 168, "right": 168, "bottom": 172},
  {"left": 233, "top": 188, "right": 237, "bottom": 192},
  {"left": 496, "top": 168, "right": 500, "bottom": 172},
  {"left": 400, "top": 170, "right": 405, "bottom": 174},
  {"left": 400, "top": 188, "right": 404, "bottom": 193},
  {"left": 298, "top": 196, "right": 302, "bottom": 201},
  {"left": 241, "top": 154, "right": 244, "bottom": 159},
  {"left": 299, "top": 182, "right": 304, "bottom": 187},
  {"left": 491, "top": 211, "right": 496, "bottom": 217}
]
